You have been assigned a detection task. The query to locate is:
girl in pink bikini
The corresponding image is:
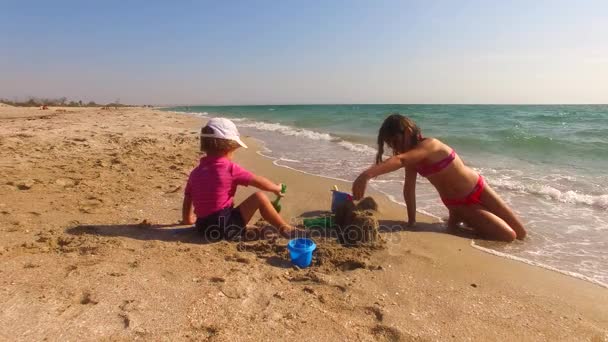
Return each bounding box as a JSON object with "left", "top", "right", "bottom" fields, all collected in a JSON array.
[{"left": 352, "top": 114, "right": 527, "bottom": 242}]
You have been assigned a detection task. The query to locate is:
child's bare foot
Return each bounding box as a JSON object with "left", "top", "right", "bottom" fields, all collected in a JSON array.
[
  {"left": 447, "top": 221, "right": 462, "bottom": 231},
  {"left": 447, "top": 211, "right": 464, "bottom": 231}
]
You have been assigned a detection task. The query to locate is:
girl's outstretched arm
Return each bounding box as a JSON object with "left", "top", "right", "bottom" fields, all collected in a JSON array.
[
  {"left": 352, "top": 147, "right": 427, "bottom": 200},
  {"left": 352, "top": 156, "right": 402, "bottom": 199}
]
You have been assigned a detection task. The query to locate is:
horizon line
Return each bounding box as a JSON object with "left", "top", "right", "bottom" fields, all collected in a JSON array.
[{"left": 159, "top": 102, "right": 608, "bottom": 107}]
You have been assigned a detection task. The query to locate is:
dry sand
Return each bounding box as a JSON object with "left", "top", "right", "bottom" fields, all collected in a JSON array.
[{"left": 0, "top": 106, "right": 606, "bottom": 341}]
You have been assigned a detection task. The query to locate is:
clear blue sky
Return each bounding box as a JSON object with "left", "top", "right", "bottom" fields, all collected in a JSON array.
[{"left": 1, "top": 0, "right": 606, "bottom": 104}]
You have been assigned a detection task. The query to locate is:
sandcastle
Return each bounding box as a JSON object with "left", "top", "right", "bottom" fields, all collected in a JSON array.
[{"left": 334, "top": 196, "right": 382, "bottom": 246}]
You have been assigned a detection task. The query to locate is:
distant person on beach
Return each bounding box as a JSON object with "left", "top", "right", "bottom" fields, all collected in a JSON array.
[
  {"left": 181, "top": 118, "right": 299, "bottom": 240},
  {"left": 352, "top": 114, "right": 527, "bottom": 242}
]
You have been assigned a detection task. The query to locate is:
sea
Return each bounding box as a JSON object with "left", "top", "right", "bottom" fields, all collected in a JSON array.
[{"left": 166, "top": 104, "right": 608, "bottom": 287}]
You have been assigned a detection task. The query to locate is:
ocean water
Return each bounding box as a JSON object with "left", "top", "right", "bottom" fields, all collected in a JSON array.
[{"left": 167, "top": 105, "right": 608, "bottom": 287}]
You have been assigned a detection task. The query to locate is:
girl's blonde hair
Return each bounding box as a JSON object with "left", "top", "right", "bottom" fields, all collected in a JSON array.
[
  {"left": 376, "top": 114, "right": 422, "bottom": 164},
  {"left": 200, "top": 126, "right": 241, "bottom": 155}
]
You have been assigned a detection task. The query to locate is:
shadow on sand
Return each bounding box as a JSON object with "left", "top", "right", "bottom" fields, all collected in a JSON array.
[
  {"left": 66, "top": 223, "right": 215, "bottom": 244},
  {"left": 297, "top": 209, "right": 478, "bottom": 240},
  {"left": 377, "top": 219, "right": 477, "bottom": 239},
  {"left": 65, "top": 215, "right": 478, "bottom": 247}
]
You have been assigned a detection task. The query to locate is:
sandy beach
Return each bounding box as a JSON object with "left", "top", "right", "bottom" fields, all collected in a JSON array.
[{"left": 0, "top": 105, "right": 606, "bottom": 341}]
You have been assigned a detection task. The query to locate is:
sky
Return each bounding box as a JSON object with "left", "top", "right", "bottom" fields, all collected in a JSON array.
[{"left": 1, "top": 0, "right": 607, "bottom": 105}]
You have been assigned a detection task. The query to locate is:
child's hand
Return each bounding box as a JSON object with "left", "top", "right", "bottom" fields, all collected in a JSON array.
[
  {"left": 273, "top": 183, "right": 285, "bottom": 197},
  {"left": 180, "top": 216, "right": 195, "bottom": 225},
  {"left": 352, "top": 173, "right": 369, "bottom": 200}
]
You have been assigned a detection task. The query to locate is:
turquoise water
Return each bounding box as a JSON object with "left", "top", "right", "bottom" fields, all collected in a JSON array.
[{"left": 167, "top": 105, "right": 608, "bottom": 286}]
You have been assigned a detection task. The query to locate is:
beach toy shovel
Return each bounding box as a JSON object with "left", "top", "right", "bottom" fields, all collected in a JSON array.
[
  {"left": 287, "top": 238, "right": 316, "bottom": 268},
  {"left": 272, "top": 183, "right": 287, "bottom": 213}
]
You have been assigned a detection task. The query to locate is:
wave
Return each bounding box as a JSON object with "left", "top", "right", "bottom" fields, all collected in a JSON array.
[
  {"left": 239, "top": 121, "right": 334, "bottom": 141},
  {"left": 168, "top": 110, "right": 209, "bottom": 117},
  {"left": 488, "top": 177, "right": 608, "bottom": 210},
  {"left": 278, "top": 157, "right": 301, "bottom": 163},
  {"left": 228, "top": 117, "right": 248, "bottom": 122},
  {"left": 337, "top": 140, "right": 377, "bottom": 155},
  {"left": 239, "top": 119, "right": 378, "bottom": 155}
]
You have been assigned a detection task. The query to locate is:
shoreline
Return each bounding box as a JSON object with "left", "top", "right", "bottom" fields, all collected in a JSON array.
[
  {"left": 0, "top": 106, "right": 606, "bottom": 340},
  {"left": 470, "top": 241, "right": 608, "bottom": 290}
]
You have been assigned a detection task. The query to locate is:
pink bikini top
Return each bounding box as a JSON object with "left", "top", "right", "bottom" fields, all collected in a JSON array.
[{"left": 416, "top": 149, "right": 456, "bottom": 177}]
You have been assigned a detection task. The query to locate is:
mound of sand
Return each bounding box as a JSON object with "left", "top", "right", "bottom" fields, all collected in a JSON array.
[
  {"left": 0, "top": 102, "right": 14, "bottom": 108},
  {"left": 334, "top": 196, "right": 382, "bottom": 246},
  {"left": 236, "top": 237, "right": 381, "bottom": 273}
]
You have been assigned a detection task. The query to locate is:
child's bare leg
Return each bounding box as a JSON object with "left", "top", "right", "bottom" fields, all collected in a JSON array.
[{"left": 237, "top": 192, "right": 295, "bottom": 237}]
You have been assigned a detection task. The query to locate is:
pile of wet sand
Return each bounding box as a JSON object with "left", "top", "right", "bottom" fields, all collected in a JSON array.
[{"left": 334, "top": 196, "right": 383, "bottom": 247}]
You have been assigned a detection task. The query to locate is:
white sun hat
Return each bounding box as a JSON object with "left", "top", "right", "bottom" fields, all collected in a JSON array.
[{"left": 200, "top": 117, "right": 248, "bottom": 148}]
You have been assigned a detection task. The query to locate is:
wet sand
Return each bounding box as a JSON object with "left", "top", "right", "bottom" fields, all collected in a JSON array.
[{"left": 0, "top": 105, "right": 606, "bottom": 341}]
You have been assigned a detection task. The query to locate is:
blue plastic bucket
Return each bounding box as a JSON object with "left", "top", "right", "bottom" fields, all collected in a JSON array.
[
  {"left": 287, "top": 238, "right": 317, "bottom": 268},
  {"left": 331, "top": 190, "right": 353, "bottom": 213}
]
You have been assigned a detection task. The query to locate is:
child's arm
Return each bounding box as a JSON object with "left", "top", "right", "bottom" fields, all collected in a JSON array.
[
  {"left": 367, "top": 148, "right": 428, "bottom": 179},
  {"left": 353, "top": 147, "right": 427, "bottom": 200},
  {"left": 249, "top": 175, "right": 282, "bottom": 196},
  {"left": 181, "top": 193, "right": 195, "bottom": 225}
]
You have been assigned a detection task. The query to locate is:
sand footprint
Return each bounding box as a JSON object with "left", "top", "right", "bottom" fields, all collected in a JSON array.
[
  {"left": 364, "top": 306, "right": 385, "bottom": 322},
  {"left": 371, "top": 324, "right": 405, "bottom": 342},
  {"left": 79, "top": 291, "right": 98, "bottom": 305}
]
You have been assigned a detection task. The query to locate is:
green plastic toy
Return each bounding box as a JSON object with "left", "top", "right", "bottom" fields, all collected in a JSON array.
[
  {"left": 272, "top": 183, "right": 287, "bottom": 213},
  {"left": 303, "top": 215, "right": 334, "bottom": 229}
]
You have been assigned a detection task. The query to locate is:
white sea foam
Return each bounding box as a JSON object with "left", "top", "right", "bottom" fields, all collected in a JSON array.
[
  {"left": 271, "top": 157, "right": 352, "bottom": 183},
  {"left": 337, "top": 140, "right": 377, "bottom": 155},
  {"left": 489, "top": 178, "right": 608, "bottom": 210},
  {"left": 369, "top": 179, "right": 397, "bottom": 184},
  {"left": 238, "top": 118, "right": 378, "bottom": 155},
  {"left": 176, "top": 111, "right": 209, "bottom": 118},
  {"left": 278, "top": 157, "right": 301, "bottom": 163},
  {"left": 240, "top": 121, "right": 334, "bottom": 141}
]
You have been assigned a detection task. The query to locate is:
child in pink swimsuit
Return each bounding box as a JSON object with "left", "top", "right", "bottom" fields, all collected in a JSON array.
[
  {"left": 352, "top": 114, "right": 527, "bottom": 242},
  {"left": 181, "top": 118, "right": 298, "bottom": 241}
]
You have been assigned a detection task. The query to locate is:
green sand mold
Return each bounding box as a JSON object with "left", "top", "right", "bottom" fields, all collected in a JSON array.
[{"left": 271, "top": 183, "right": 287, "bottom": 213}]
